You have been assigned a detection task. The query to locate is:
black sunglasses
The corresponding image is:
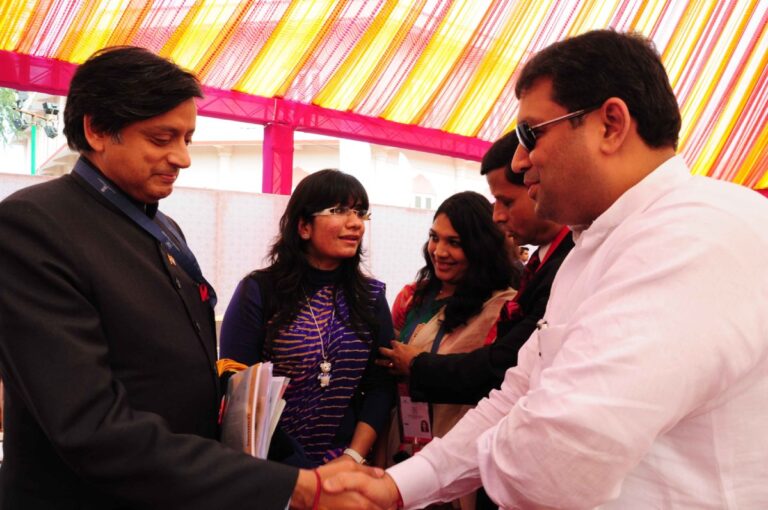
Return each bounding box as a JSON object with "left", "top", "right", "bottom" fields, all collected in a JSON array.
[{"left": 515, "top": 105, "right": 600, "bottom": 152}]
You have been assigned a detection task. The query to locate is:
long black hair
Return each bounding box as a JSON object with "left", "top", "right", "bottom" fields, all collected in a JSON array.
[
  {"left": 254, "top": 169, "right": 376, "bottom": 342},
  {"left": 412, "top": 191, "right": 513, "bottom": 332}
]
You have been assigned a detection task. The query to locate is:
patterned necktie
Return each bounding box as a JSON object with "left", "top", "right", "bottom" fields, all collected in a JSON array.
[
  {"left": 517, "top": 249, "right": 541, "bottom": 295},
  {"left": 501, "top": 249, "right": 542, "bottom": 322}
]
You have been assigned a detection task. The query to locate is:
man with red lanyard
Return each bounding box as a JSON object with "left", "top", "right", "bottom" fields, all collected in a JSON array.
[{"left": 380, "top": 134, "right": 572, "bottom": 510}]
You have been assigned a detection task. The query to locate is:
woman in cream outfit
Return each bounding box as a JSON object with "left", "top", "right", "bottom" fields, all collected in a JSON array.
[{"left": 378, "top": 191, "right": 515, "bottom": 510}]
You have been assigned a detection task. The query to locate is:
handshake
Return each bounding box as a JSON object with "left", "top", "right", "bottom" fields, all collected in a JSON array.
[{"left": 290, "top": 458, "right": 402, "bottom": 510}]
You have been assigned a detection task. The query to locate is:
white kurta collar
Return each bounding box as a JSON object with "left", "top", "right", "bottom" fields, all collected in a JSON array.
[{"left": 572, "top": 155, "right": 690, "bottom": 246}]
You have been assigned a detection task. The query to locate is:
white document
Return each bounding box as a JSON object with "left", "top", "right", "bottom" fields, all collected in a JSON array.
[{"left": 220, "top": 362, "right": 290, "bottom": 459}]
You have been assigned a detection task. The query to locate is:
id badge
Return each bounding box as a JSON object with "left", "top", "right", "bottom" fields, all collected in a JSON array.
[{"left": 397, "top": 383, "right": 432, "bottom": 443}]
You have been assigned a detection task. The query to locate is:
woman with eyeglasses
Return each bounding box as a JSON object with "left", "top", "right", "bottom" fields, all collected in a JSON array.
[
  {"left": 219, "top": 169, "right": 395, "bottom": 469},
  {"left": 377, "top": 191, "right": 515, "bottom": 509}
]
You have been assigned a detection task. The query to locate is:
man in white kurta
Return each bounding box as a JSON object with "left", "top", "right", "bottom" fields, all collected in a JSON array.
[
  {"left": 387, "top": 155, "right": 768, "bottom": 509},
  {"left": 325, "top": 29, "right": 768, "bottom": 510}
]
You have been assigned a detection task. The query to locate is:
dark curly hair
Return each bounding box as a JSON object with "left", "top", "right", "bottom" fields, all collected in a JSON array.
[
  {"left": 253, "top": 169, "right": 376, "bottom": 343},
  {"left": 412, "top": 191, "right": 513, "bottom": 332}
]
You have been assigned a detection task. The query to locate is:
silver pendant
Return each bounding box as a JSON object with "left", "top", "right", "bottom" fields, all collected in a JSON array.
[{"left": 319, "top": 360, "right": 332, "bottom": 387}]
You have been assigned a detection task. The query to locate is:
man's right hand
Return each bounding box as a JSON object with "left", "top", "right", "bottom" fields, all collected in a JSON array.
[
  {"left": 323, "top": 470, "right": 401, "bottom": 510},
  {"left": 290, "top": 463, "right": 391, "bottom": 510}
]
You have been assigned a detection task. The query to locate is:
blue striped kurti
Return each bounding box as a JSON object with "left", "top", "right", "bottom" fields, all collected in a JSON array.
[
  {"left": 219, "top": 266, "right": 395, "bottom": 467},
  {"left": 273, "top": 285, "right": 374, "bottom": 462}
]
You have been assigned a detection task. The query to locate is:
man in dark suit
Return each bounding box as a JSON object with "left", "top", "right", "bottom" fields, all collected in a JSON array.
[
  {"left": 0, "top": 47, "right": 372, "bottom": 510},
  {"left": 381, "top": 131, "right": 573, "bottom": 405},
  {"left": 377, "top": 133, "right": 573, "bottom": 510}
]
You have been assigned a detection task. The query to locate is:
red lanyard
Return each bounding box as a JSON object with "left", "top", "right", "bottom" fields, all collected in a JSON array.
[
  {"left": 534, "top": 225, "right": 570, "bottom": 273},
  {"left": 510, "top": 226, "right": 570, "bottom": 305}
]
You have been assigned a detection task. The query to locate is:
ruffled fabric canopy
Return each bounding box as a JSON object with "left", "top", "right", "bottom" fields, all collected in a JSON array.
[{"left": 0, "top": 0, "right": 766, "bottom": 186}]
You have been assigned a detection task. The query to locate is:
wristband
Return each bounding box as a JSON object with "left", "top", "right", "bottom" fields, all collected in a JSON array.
[
  {"left": 312, "top": 469, "right": 322, "bottom": 510},
  {"left": 343, "top": 447, "right": 367, "bottom": 464}
]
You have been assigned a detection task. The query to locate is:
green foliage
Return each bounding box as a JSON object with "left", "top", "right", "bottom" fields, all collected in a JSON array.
[{"left": 0, "top": 87, "right": 25, "bottom": 146}]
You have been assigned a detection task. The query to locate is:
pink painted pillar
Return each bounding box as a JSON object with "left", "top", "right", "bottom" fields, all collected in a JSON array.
[{"left": 262, "top": 123, "right": 294, "bottom": 195}]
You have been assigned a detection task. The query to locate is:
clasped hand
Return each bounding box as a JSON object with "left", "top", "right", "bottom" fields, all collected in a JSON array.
[{"left": 292, "top": 459, "right": 401, "bottom": 510}]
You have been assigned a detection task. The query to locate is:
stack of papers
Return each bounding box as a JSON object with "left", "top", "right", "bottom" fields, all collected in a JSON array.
[{"left": 220, "top": 362, "right": 289, "bottom": 459}]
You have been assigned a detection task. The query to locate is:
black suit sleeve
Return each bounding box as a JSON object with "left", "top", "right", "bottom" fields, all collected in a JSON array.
[{"left": 408, "top": 293, "right": 544, "bottom": 405}]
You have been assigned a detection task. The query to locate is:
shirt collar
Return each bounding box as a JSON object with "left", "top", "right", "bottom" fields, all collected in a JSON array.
[
  {"left": 571, "top": 155, "right": 690, "bottom": 244},
  {"left": 537, "top": 242, "right": 552, "bottom": 260}
]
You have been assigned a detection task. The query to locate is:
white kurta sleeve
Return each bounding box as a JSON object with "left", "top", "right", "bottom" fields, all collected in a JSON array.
[
  {"left": 388, "top": 333, "right": 537, "bottom": 509},
  {"left": 477, "top": 202, "right": 768, "bottom": 509}
]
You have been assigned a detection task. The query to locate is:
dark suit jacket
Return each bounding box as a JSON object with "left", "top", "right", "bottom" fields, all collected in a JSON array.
[
  {"left": 409, "top": 234, "right": 574, "bottom": 405},
  {"left": 0, "top": 170, "right": 296, "bottom": 509}
]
